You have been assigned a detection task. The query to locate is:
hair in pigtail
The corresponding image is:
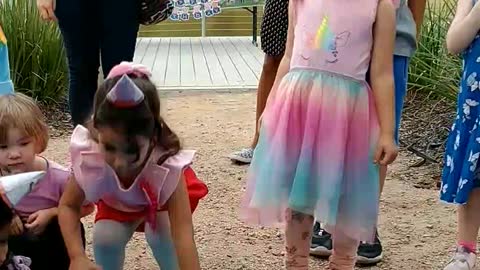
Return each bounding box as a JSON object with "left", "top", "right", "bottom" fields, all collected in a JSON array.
[
  {"left": 93, "top": 62, "right": 181, "bottom": 162},
  {"left": 155, "top": 117, "right": 180, "bottom": 165}
]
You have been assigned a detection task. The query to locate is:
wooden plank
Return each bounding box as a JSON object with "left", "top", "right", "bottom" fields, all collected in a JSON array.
[
  {"left": 180, "top": 38, "right": 196, "bottom": 87},
  {"left": 240, "top": 37, "right": 264, "bottom": 63},
  {"left": 133, "top": 38, "right": 150, "bottom": 63},
  {"left": 164, "top": 38, "right": 181, "bottom": 87},
  {"left": 209, "top": 37, "right": 242, "bottom": 86},
  {"left": 220, "top": 38, "right": 257, "bottom": 85},
  {"left": 191, "top": 37, "right": 213, "bottom": 87},
  {"left": 228, "top": 37, "right": 261, "bottom": 78},
  {"left": 200, "top": 38, "right": 228, "bottom": 87},
  {"left": 151, "top": 38, "right": 170, "bottom": 87},
  {"left": 142, "top": 39, "right": 160, "bottom": 72}
]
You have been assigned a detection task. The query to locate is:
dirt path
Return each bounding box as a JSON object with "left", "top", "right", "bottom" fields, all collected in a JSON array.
[{"left": 44, "top": 92, "right": 458, "bottom": 269}]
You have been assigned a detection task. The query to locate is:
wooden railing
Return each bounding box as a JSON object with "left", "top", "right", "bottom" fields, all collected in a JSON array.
[{"left": 139, "top": 0, "right": 264, "bottom": 45}]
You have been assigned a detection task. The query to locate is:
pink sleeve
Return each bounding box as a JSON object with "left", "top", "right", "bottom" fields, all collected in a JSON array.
[
  {"left": 69, "top": 125, "right": 94, "bottom": 166},
  {"left": 69, "top": 125, "right": 104, "bottom": 203},
  {"left": 157, "top": 150, "right": 195, "bottom": 207}
]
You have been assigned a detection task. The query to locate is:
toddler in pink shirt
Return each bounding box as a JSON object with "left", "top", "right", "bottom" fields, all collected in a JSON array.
[{"left": 0, "top": 93, "right": 93, "bottom": 270}]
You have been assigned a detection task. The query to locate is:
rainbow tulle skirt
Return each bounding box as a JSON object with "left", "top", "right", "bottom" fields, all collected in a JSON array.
[{"left": 240, "top": 69, "right": 380, "bottom": 241}]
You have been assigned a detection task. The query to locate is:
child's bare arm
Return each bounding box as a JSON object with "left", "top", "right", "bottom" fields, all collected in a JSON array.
[
  {"left": 58, "top": 175, "right": 88, "bottom": 260},
  {"left": 167, "top": 175, "right": 200, "bottom": 270},
  {"left": 371, "top": 0, "right": 396, "bottom": 137},
  {"left": 408, "top": 0, "right": 427, "bottom": 40},
  {"left": 446, "top": 0, "right": 480, "bottom": 54},
  {"left": 371, "top": 0, "right": 398, "bottom": 165}
]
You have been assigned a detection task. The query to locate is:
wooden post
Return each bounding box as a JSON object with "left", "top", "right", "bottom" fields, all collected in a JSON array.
[{"left": 201, "top": 10, "right": 206, "bottom": 37}]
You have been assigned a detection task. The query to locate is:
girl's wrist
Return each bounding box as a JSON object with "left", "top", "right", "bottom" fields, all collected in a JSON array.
[
  {"left": 379, "top": 130, "right": 394, "bottom": 138},
  {"left": 48, "top": 207, "right": 58, "bottom": 218}
]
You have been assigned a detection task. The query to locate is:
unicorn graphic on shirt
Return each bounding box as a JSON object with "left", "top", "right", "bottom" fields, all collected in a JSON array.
[{"left": 312, "top": 16, "right": 351, "bottom": 64}]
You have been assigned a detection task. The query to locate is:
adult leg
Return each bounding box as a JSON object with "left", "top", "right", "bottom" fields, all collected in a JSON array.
[
  {"left": 99, "top": 0, "right": 139, "bottom": 78},
  {"left": 284, "top": 209, "right": 314, "bottom": 270},
  {"left": 444, "top": 188, "right": 480, "bottom": 269},
  {"left": 55, "top": 0, "right": 100, "bottom": 126},
  {"left": 229, "top": 0, "right": 288, "bottom": 164},
  {"left": 93, "top": 219, "right": 138, "bottom": 270},
  {"left": 144, "top": 212, "right": 179, "bottom": 270}
]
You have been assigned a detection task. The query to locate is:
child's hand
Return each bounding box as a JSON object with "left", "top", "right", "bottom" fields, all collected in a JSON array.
[
  {"left": 24, "top": 208, "right": 55, "bottom": 235},
  {"left": 374, "top": 134, "right": 399, "bottom": 166},
  {"left": 9, "top": 215, "right": 24, "bottom": 236},
  {"left": 70, "top": 256, "right": 102, "bottom": 270}
]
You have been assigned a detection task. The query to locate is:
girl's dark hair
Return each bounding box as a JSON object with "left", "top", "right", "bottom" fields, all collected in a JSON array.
[
  {"left": 0, "top": 199, "right": 13, "bottom": 229},
  {"left": 93, "top": 75, "right": 181, "bottom": 163}
]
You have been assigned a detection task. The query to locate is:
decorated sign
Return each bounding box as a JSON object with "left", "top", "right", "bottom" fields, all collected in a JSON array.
[
  {"left": 169, "top": 0, "right": 264, "bottom": 21},
  {"left": 170, "top": 0, "right": 222, "bottom": 21}
]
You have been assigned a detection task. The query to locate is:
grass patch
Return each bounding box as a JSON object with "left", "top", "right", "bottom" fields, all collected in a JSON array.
[{"left": 0, "top": 0, "right": 67, "bottom": 104}]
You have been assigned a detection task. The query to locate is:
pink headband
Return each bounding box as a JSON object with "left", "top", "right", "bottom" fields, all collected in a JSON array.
[{"left": 107, "top": 61, "right": 152, "bottom": 79}]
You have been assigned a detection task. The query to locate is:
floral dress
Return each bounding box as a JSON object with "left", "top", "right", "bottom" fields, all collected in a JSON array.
[{"left": 441, "top": 30, "right": 480, "bottom": 204}]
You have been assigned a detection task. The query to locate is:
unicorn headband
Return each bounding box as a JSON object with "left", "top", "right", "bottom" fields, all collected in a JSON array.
[
  {"left": 0, "top": 171, "right": 45, "bottom": 208},
  {"left": 105, "top": 62, "right": 152, "bottom": 108}
]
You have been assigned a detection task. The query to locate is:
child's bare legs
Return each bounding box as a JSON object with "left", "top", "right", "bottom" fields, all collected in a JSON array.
[
  {"left": 444, "top": 189, "right": 480, "bottom": 269},
  {"left": 285, "top": 209, "right": 314, "bottom": 269},
  {"left": 328, "top": 230, "right": 360, "bottom": 270},
  {"left": 457, "top": 189, "right": 480, "bottom": 247}
]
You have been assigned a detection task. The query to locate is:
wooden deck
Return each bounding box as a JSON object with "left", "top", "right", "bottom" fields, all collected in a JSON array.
[{"left": 134, "top": 37, "right": 264, "bottom": 91}]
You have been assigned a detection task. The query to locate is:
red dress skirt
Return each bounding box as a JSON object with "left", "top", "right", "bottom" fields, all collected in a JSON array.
[{"left": 94, "top": 167, "right": 208, "bottom": 232}]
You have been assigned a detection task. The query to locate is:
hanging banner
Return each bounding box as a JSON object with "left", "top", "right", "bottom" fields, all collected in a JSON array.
[{"left": 169, "top": 0, "right": 264, "bottom": 21}]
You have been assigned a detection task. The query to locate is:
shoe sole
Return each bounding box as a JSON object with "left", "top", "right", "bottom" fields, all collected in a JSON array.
[
  {"left": 309, "top": 246, "right": 332, "bottom": 257},
  {"left": 356, "top": 253, "right": 383, "bottom": 265},
  {"left": 228, "top": 155, "right": 252, "bottom": 164}
]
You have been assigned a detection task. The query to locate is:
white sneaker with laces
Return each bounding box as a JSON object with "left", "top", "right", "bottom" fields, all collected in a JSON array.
[
  {"left": 228, "top": 148, "right": 254, "bottom": 164},
  {"left": 444, "top": 246, "right": 477, "bottom": 270}
]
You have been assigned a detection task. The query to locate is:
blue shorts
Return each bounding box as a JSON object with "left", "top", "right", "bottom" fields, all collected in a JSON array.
[{"left": 393, "top": 55, "right": 410, "bottom": 144}]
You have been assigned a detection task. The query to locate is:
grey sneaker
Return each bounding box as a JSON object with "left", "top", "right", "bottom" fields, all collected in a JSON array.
[
  {"left": 228, "top": 148, "right": 254, "bottom": 164},
  {"left": 444, "top": 246, "right": 477, "bottom": 270}
]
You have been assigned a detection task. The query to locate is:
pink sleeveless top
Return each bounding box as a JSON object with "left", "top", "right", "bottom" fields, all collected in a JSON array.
[
  {"left": 70, "top": 125, "right": 194, "bottom": 213},
  {"left": 291, "top": 0, "right": 379, "bottom": 81}
]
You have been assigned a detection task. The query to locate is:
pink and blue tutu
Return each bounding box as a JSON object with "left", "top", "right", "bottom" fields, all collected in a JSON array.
[{"left": 240, "top": 69, "right": 380, "bottom": 241}]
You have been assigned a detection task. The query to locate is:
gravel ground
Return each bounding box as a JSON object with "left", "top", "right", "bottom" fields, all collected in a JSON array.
[{"left": 42, "top": 91, "right": 459, "bottom": 269}]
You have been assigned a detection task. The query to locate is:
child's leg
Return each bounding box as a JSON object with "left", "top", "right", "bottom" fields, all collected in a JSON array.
[
  {"left": 285, "top": 209, "right": 314, "bottom": 269},
  {"left": 93, "top": 219, "right": 138, "bottom": 270},
  {"left": 457, "top": 188, "right": 480, "bottom": 251},
  {"left": 144, "top": 212, "right": 179, "bottom": 270},
  {"left": 328, "top": 230, "right": 360, "bottom": 270}
]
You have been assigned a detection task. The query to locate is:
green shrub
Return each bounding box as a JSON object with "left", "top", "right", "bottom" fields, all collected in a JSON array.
[
  {"left": 409, "top": 0, "right": 461, "bottom": 102},
  {"left": 0, "top": 0, "right": 67, "bottom": 104}
]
